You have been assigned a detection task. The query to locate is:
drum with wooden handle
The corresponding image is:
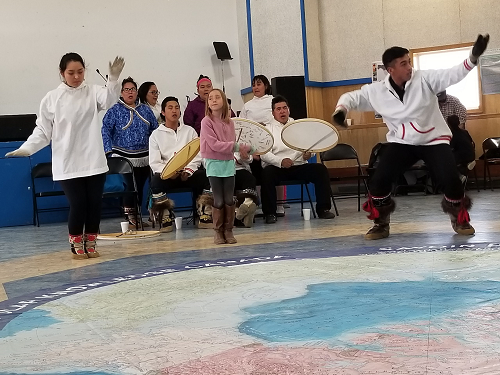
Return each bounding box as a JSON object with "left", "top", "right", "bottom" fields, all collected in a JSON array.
[
  {"left": 160, "top": 137, "right": 200, "bottom": 180},
  {"left": 233, "top": 117, "right": 274, "bottom": 155},
  {"left": 281, "top": 118, "right": 339, "bottom": 153}
]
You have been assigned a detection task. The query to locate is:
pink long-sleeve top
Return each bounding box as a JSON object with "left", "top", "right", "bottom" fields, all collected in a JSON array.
[{"left": 200, "top": 115, "right": 236, "bottom": 160}]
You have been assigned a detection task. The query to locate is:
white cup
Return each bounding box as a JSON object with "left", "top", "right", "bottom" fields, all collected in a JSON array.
[
  {"left": 175, "top": 217, "right": 183, "bottom": 229},
  {"left": 346, "top": 118, "right": 352, "bottom": 126},
  {"left": 302, "top": 208, "right": 311, "bottom": 220},
  {"left": 120, "top": 221, "right": 129, "bottom": 233}
]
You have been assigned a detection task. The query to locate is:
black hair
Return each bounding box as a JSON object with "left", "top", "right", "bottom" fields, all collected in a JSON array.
[
  {"left": 382, "top": 46, "right": 410, "bottom": 69},
  {"left": 121, "top": 77, "right": 137, "bottom": 90},
  {"left": 227, "top": 98, "right": 232, "bottom": 105},
  {"left": 271, "top": 95, "right": 289, "bottom": 111},
  {"left": 59, "top": 52, "right": 85, "bottom": 72},
  {"left": 252, "top": 74, "right": 272, "bottom": 95},
  {"left": 160, "top": 96, "right": 180, "bottom": 121},
  {"left": 447, "top": 115, "right": 460, "bottom": 130},
  {"left": 138, "top": 81, "right": 156, "bottom": 103}
]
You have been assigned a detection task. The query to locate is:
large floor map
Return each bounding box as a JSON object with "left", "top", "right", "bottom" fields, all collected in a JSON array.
[{"left": 2, "top": 245, "right": 500, "bottom": 374}]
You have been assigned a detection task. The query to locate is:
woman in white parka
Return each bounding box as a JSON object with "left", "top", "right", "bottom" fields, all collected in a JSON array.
[{"left": 5, "top": 53, "right": 125, "bottom": 259}]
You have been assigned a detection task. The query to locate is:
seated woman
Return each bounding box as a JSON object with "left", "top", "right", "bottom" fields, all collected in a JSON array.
[
  {"left": 102, "top": 77, "right": 158, "bottom": 228},
  {"left": 234, "top": 151, "right": 258, "bottom": 228},
  {"left": 138, "top": 81, "right": 163, "bottom": 125},
  {"left": 447, "top": 115, "right": 475, "bottom": 180},
  {"left": 149, "top": 96, "right": 212, "bottom": 232}
]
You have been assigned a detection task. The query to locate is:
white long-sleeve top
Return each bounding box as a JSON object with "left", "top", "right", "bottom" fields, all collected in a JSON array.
[
  {"left": 240, "top": 94, "right": 274, "bottom": 126},
  {"left": 19, "top": 81, "right": 120, "bottom": 180},
  {"left": 149, "top": 123, "right": 201, "bottom": 175},
  {"left": 335, "top": 57, "right": 476, "bottom": 146},
  {"left": 260, "top": 118, "right": 311, "bottom": 168},
  {"left": 234, "top": 152, "right": 253, "bottom": 171}
]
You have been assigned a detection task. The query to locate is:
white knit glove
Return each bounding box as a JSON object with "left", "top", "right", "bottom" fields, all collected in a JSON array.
[
  {"left": 108, "top": 56, "right": 125, "bottom": 82},
  {"left": 5, "top": 148, "right": 31, "bottom": 157}
]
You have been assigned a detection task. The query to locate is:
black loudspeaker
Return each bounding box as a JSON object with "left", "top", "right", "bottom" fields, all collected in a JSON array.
[
  {"left": 0, "top": 114, "right": 37, "bottom": 142},
  {"left": 213, "top": 42, "right": 232, "bottom": 60},
  {"left": 271, "top": 76, "right": 307, "bottom": 120}
]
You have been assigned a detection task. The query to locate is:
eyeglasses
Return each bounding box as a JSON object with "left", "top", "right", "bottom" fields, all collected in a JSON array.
[
  {"left": 149, "top": 90, "right": 160, "bottom": 95},
  {"left": 122, "top": 87, "right": 137, "bottom": 93}
]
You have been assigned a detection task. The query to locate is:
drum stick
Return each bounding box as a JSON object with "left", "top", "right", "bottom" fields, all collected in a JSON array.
[
  {"left": 236, "top": 128, "right": 243, "bottom": 143},
  {"left": 293, "top": 131, "right": 334, "bottom": 161}
]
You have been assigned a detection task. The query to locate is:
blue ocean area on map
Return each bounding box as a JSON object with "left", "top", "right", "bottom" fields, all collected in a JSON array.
[
  {"left": 239, "top": 280, "right": 500, "bottom": 342},
  {"left": 0, "top": 309, "right": 60, "bottom": 338}
]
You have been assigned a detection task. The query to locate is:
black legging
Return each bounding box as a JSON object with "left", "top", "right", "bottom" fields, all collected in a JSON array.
[
  {"left": 369, "top": 143, "right": 464, "bottom": 200},
  {"left": 208, "top": 176, "right": 235, "bottom": 208},
  {"left": 59, "top": 173, "right": 107, "bottom": 235}
]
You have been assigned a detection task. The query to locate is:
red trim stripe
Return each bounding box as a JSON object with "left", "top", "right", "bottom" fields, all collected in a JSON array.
[
  {"left": 463, "top": 59, "right": 472, "bottom": 71},
  {"left": 410, "top": 122, "right": 435, "bottom": 134},
  {"left": 429, "top": 136, "right": 452, "bottom": 143},
  {"left": 401, "top": 124, "right": 405, "bottom": 140}
]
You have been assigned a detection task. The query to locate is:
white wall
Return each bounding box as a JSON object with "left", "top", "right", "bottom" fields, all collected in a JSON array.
[
  {"left": 0, "top": 0, "right": 244, "bottom": 115},
  {"left": 317, "top": 0, "right": 500, "bottom": 82},
  {"left": 249, "top": 0, "right": 304, "bottom": 80}
]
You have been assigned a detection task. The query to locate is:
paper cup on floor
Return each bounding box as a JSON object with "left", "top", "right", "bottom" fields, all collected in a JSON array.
[
  {"left": 302, "top": 209, "right": 311, "bottom": 220},
  {"left": 120, "top": 221, "right": 129, "bottom": 233},
  {"left": 175, "top": 217, "right": 183, "bottom": 229}
]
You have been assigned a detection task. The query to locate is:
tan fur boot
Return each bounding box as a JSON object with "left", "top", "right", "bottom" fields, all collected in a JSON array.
[
  {"left": 363, "top": 198, "right": 396, "bottom": 240},
  {"left": 84, "top": 233, "right": 100, "bottom": 258},
  {"left": 441, "top": 195, "right": 475, "bottom": 235},
  {"left": 150, "top": 193, "right": 175, "bottom": 233},
  {"left": 212, "top": 207, "right": 226, "bottom": 244},
  {"left": 224, "top": 204, "right": 237, "bottom": 244},
  {"left": 197, "top": 192, "right": 214, "bottom": 229},
  {"left": 69, "top": 234, "right": 87, "bottom": 260}
]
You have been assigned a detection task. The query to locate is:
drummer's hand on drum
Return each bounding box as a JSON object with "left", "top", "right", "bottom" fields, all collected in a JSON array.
[
  {"left": 281, "top": 158, "right": 294, "bottom": 168},
  {"left": 253, "top": 153, "right": 261, "bottom": 161},
  {"left": 170, "top": 171, "right": 181, "bottom": 180},
  {"left": 302, "top": 152, "right": 312, "bottom": 161},
  {"left": 332, "top": 107, "right": 348, "bottom": 128},
  {"left": 239, "top": 144, "right": 251, "bottom": 160},
  {"left": 180, "top": 171, "right": 190, "bottom": 181}
]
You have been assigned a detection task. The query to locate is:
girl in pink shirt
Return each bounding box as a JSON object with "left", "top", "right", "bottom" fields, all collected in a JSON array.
[{"left": 200, "top": 89, "right": 252, "bottom": 245}]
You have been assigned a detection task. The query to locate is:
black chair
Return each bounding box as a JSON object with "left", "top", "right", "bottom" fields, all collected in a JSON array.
[
  {"left": 103, "top": 157, "right": 143, "bottom": 230},
  {"left": 31, "top": 162, "right": 67, "bottom": 227},
  {"left": 481, "top": 137, "right": 500, "bottom": 190},
  {"left": 320, "top": 143, "right": 368, "bottom": 215},
  {"left": 277, "top": 180, "right": 317, "bottom": 218}
]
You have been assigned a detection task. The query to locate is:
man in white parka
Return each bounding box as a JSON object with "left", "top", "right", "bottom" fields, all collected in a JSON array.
[{"left": 332, "top": 34, "right": 489, "bottom": 240}]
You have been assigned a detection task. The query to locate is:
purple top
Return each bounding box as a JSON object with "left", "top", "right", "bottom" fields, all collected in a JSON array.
[
  {"left": 200, "top": 115, "right": 236, "bottom": 160},
  {"left": 184, "top": 95, "right": 236, "bottom": 135}
]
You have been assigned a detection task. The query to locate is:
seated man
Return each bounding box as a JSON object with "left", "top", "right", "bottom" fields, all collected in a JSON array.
[
  {"left": 260, "top": 95, "right": 336, "bottom": 224},
  {"left": 447, "top": 115, "right": 476, "bottom": 181},
  {"left": 149, "top": 96, "right": 212, "bottom": 232},
  {"left": 234, "top": 151, "right": 258, "bottom": 228}
]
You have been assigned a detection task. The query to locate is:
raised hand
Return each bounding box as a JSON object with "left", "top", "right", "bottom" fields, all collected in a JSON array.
[
  {"left": 471, "top": 34, "right": 490, "bottom": 63},
  {"left": 108, "top": 56, "right": 125, "bottom": 81}
]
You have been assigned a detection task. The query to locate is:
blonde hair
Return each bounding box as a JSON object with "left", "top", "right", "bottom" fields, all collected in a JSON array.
[{"left": 205, "top": 88, "right": 230, "bottom": 123}]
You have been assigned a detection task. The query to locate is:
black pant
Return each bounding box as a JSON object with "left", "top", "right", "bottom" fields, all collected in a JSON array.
[
  {"left": 235, "top": 169, "right": 257, "bottom": 191},
  {"left": 370, "top": 143, "right": 463, "bottom": 199},
  {"left": 151, "top": 169, "right": 210, "bottom": 198},
  {"left": 261, "top": 163, "right": 332, "bottom": 215},
  {"left": 59, "top": 173, "right": 107, "bottom": 235},
  {"left": 123, "top": 166, "right": 150, "bottom": 208},
  {"left": 249, "top": 158, "right": 263, "bottom": 185},
  {"left": 209, "top": 176, "right": 235, "bottom": 208}
]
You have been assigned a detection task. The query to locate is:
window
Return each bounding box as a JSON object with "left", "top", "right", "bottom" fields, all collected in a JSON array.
[{"left": 412, "top": 44, "right": 481, "bottom": 112}]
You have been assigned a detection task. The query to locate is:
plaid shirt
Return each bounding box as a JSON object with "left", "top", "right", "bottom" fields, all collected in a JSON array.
[{"left": 439, "top": 94, "right": 467, "bottom": 127}]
